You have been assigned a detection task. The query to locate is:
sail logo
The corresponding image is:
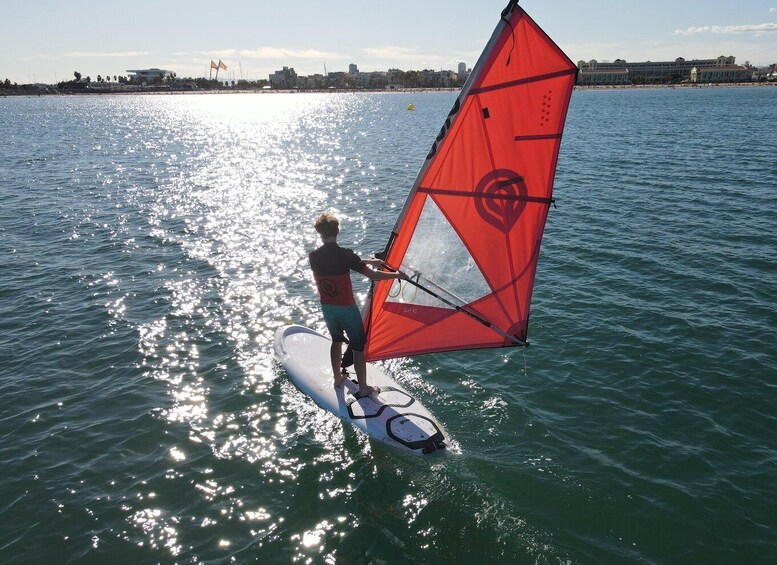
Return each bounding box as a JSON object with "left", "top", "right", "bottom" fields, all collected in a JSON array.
[{"left": 474, "top": 169, "right": 528, "bottom": 232}]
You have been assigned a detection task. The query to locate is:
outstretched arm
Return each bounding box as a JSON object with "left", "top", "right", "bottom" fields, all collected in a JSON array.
[{"left": 361, "top": 265, "right": 408, "bottom": 282}]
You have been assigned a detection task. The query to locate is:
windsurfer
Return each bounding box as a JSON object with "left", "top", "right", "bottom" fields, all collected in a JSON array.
[{"left": 309, "top": 211, "right": 407, "bottom": 398}]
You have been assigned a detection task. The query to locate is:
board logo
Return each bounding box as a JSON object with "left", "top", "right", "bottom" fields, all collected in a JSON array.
[{"left": 474, "top": 169, "right": 528, "bottom": 233}]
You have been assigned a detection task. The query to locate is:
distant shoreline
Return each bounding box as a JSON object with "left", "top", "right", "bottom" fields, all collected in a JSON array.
[
  {"left": 1, "top": 87, "right": 461, "bottom": 97},
  {"left": 574, "top": 82, "right": 777, "bottom": 91},
  {"left": 2, "top": 82, "right": 776, "bottom": 98}
]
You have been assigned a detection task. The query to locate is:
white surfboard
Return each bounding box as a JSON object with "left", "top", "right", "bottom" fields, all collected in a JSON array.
[{"left": 274, "top": 325, "right": 448, "bottom": 456}]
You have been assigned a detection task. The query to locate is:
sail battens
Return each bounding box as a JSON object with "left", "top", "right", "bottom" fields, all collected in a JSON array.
[
  {"left": 419, "top": 186, "right": 552, "bottom": 204},
  {"left": 470, "top": 68, "right": 577, "bottom": 95},
  {"left": 364, "top": 2, "right": 575, "bottom": 361},
  {"left": 514, "top": 134, "right": 563, "bottom": 142}
]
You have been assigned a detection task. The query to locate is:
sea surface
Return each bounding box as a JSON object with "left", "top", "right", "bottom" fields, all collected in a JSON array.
[{"left": 1, "top": 86, "right": 776, "bottom": 564}]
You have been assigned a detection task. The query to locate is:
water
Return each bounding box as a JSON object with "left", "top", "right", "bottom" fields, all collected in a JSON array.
[{"left": 1, "top": 87, "right": 776, "bottom": 564}]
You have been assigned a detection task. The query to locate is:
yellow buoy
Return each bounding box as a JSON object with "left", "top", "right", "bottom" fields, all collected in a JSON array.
[{"left": 407, "top": 103, "right": 415, "bottom": 111}]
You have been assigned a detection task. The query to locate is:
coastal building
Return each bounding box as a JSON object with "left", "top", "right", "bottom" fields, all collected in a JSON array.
[
  {"left": 300, "top": 74, "right": 326, "bottom": 89},
  {"left": 419, "top": 69, "right": 456, "bottom": 87},
  {"left": 126, "top": 68, "right": 174, "bottom": 82},
  {"left": 578, "top": 66, "right": 629, "bottom": 86},
  {"left": 269, "top": 66, "right": 298, "bottom": 88},
  {"left": 259, "top": 64, "right": 465, "bottom": 91},
  {"left": 690, "top": 65, "right": 752, "bottom": 83},
  {"left": 457, "top": 62, "right": 468, "bottom": 80},
  {"left": 440, "top": 70, "right": 457, "bottom": 87},
  {"left": 354, "top": 71, "right": 388, "bottom": 89},
  {"left": 387, "top": 69, "right": 404, "bottom": 84},
  {"left": 327, "top": 71, "right": 346, "bottom": 86},
  {"left": 577, "top": 56, "right": 747, "bottom": 85}
]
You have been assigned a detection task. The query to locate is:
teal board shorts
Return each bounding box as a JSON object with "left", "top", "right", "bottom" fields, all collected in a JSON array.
[{"left": 321, "top": 303, "right": 366, "bottom": 351}]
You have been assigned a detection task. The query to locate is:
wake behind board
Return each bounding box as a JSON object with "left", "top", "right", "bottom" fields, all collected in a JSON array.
[{"left": 274, "top": 325, "right": 447, "bottom": 456}]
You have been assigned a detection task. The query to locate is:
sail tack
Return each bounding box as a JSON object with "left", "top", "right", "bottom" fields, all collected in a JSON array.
[{"left": 366, "top": 1, "right": 577, "bottom": 362}]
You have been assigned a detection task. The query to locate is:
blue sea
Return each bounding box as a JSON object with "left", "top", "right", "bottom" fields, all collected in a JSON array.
[{"left": 1, "top": 86, "right": 776, "bottom": 564}]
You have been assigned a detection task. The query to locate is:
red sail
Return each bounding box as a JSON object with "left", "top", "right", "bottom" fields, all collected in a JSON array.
[{"left": 365, "top": 2, "right": 576, "bottom": 362}]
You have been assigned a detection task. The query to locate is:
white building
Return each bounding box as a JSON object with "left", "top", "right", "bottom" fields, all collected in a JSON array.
[
  {"left": 126, "top": 68, "right": 174, "bottom": 81},
  {"left": 577, "top": 56, "right": 743, "bottom": 84}
]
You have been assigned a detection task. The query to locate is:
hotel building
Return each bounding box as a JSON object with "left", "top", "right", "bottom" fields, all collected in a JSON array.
[{"left": 577, "top": 56, "right": 751, "bottom": 85}]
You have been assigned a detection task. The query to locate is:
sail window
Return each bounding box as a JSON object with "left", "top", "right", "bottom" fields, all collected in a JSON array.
[{"left": 386, "top": 198, "right": 492, "bottom": 310}]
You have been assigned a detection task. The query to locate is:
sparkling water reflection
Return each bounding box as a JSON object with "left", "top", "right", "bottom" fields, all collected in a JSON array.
[
  {"left": 1, "top": 88, "right": 776, "bottom": 563},
  {"left": 117, "top": 93, "right": 442, "bottom": 562}
]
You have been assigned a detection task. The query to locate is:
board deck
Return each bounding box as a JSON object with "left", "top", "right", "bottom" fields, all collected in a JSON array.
[{"left": 274, "top": 325, "right": 447, "bottom": 456}]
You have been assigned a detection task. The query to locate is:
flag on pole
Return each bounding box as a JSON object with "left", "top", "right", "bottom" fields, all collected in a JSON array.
[
  {"left": 210, "top": 60, "right": 218, "bottom": 70},
  {"left": 218, "top": 60, "right": 227, "bottom": 70}
]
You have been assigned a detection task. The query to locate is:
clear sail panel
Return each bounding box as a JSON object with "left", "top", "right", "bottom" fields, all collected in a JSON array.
[{"left": 386, "top": 198, "right": 491, "bottom": 309}]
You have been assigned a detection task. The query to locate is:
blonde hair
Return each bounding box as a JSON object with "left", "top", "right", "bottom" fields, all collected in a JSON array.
[{"left": 314, "top": 211, "right": 340, "bottom": 237}]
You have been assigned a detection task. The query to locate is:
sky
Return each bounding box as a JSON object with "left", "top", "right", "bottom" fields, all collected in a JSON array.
[{"left": 1, "top": 0, "right": 776, "bottom": 84}]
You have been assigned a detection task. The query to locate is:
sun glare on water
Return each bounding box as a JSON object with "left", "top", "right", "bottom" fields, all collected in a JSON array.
[{"left": 121, "top": 92, "right": 407, "bottom": 559}]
